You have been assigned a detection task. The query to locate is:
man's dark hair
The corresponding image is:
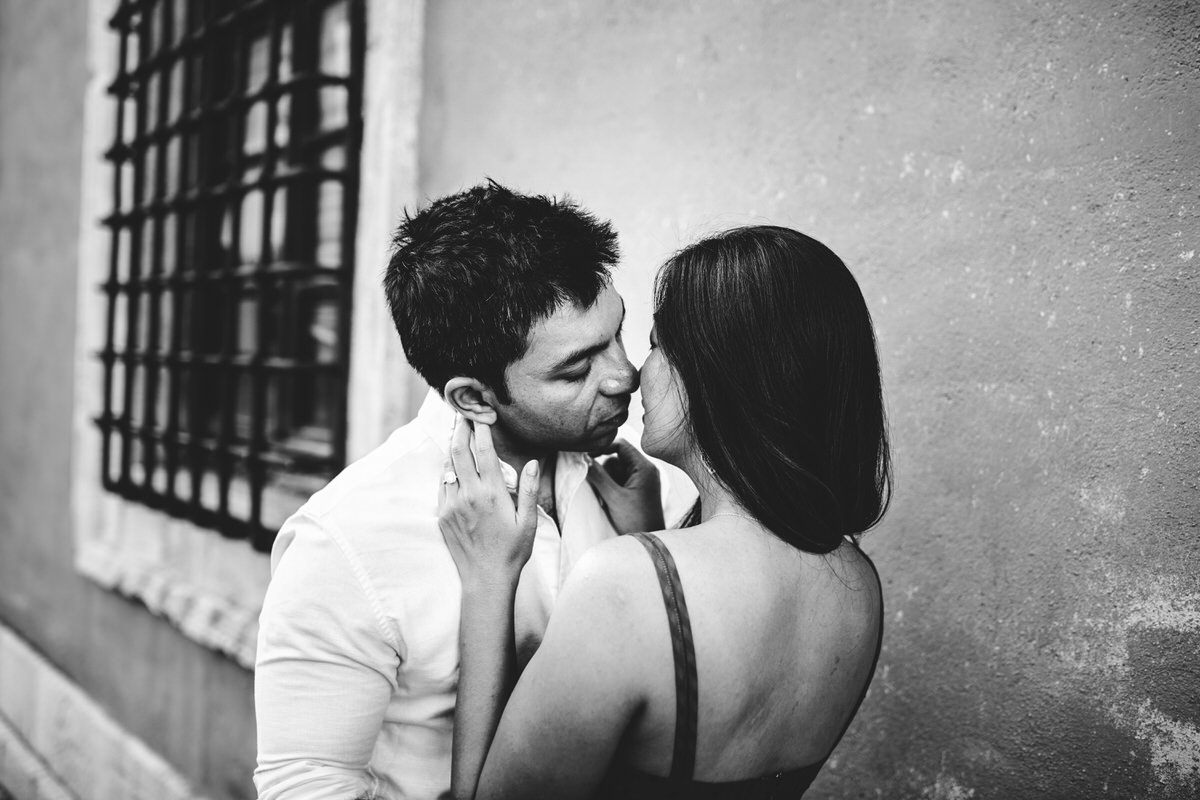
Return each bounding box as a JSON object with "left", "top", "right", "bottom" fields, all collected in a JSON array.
[
  {"left": 656, "top": 226, "right": 892, "bottom": 553},
  {"left": 384, "top": 180, "right": 619, "bottom": 402}
]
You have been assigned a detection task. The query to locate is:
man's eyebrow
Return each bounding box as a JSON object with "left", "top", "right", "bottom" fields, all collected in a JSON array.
[
  {"left": 550, "top": 302, "right": 626, "bottom": 372},
  {"left": 550, "top": 341, "right": 608, "bottom": 372}
]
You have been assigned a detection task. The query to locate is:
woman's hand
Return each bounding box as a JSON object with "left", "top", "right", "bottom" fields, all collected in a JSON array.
[
  {"left": 587, "top": 439, "right": 665, "bottom": 534},
  {"left": 439, "top": 417, "right": 540, "bottom": 800},
  {"left": 439, "top": 416, "right": 540, "bottom": 588}
]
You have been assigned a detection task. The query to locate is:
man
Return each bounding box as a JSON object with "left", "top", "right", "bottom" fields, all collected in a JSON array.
[{"left": 253, "top": 181, "right": 664, "bottom": 799}]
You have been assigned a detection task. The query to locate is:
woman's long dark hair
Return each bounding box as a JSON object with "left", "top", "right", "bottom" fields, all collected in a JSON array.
[{"left": 655, "top": 226, "right": 891, "bottom": 553}]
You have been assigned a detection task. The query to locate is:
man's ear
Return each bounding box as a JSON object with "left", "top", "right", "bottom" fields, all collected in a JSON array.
[{"left": 443, "top": 377, "right": 499, "bottom": 425}]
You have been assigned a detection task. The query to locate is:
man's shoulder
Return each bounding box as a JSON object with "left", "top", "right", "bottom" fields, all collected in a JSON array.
[
  {"left": 267, "top": 417, "right": 457, "bottom": 610},
  {"left": 287, "top": 416, "right": 445, "bottom": 541}
]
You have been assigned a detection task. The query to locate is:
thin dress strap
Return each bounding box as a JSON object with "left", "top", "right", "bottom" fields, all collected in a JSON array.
[{"left": 629, "top": 532, "right": 698, "bottom": 781}]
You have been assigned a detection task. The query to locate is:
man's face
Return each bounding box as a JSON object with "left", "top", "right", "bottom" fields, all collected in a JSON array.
[{"left": 494, "top": 282, "right": 637, "bottom": 454}]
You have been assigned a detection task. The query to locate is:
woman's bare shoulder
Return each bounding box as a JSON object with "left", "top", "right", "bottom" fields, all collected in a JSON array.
[
  {"left": 832, "top": 540, "right": 884, "bottom": 605},
  {"left": 535, "top": 534, "right": 675, "bottom": 694},
  {"left": 555, "top": 533, "right": 665, "bottom": 615}
]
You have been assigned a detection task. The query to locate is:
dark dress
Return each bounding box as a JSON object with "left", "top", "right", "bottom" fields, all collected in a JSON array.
[{"left": 594, "top": 531, "right": 876, "bottom": 800}]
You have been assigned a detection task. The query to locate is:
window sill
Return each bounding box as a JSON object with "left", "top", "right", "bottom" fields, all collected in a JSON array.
[{"left": 74, "top": 492, "right": 269, "bottom": 670}]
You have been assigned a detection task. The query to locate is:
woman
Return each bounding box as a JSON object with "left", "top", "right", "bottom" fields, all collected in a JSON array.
[{"left": 439, "top": 226, "right": 891, "bottom": 799}]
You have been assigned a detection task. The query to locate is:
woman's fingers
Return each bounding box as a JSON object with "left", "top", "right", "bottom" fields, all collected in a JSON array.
[
  {"left": 448, "top": 415, "right": 479, "bottom": 489},
  {"left": 438, "top": 420, "right": 540, "bottom": 582},
  {"left": 515, "top": 460, "right": 540, "bottom": 537},
  {"left": 440, "top": 451, "right": 458, "bottom": 499},
  {"left": 471, "top": 421, "right": 504, "bottom": 488},
  {"left": 587, "top": 459, "right": 622, "bottom": 496}
]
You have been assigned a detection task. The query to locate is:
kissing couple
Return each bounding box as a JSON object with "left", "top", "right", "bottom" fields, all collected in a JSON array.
[{"left": 255, "top": 180, "right": 891, "bottom": 800}]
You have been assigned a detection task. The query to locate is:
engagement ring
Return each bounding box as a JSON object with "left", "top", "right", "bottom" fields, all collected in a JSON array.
[{"left": 442, "top": 471, "right": 458, "bottom": 485}]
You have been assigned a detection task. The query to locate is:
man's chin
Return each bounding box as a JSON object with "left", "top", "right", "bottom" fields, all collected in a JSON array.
[
  {"left": 510, "top": 411, "right": 628, "bottom": 455},
  {"left": 584, "top": 409, "right": 629, "bottom": 450},
  {"left": 584, "top": 429, "right": 621, "bottom": 453},
  {"left": 552, "top": 426, "right": 621, "bottom": 456}
]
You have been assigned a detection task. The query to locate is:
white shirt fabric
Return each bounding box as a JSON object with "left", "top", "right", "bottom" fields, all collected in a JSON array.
[{"left": 254, "top": 391, "right": 620, "bottom": 800}]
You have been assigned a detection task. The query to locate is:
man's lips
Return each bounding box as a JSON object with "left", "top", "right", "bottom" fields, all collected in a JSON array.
[{"left": 600, "top": 408, "right": 629, "bottom": 428}]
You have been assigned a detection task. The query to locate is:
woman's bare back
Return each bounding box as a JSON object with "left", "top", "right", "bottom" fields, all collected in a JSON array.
[{"left": 613, "top": 519, "right": 883, "bottom": 781}]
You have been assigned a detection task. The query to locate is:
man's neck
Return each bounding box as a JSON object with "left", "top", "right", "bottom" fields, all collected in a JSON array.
[
  {"left": 490, "top": 428, "right": 547, "bottom": 478},
  {"left": 491, "top": 425, "right": 554, "bottom": 478},
  {"left": 490, "top": 427, "right": 559, "bottom": 523}
]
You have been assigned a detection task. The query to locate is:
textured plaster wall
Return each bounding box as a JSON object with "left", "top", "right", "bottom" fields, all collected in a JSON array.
[
  {"left": 0, "top": 1, "right": 255, "bottom": 798},
  {"left": 420, "top": 1, "right": 1199, "bottom": 797}
]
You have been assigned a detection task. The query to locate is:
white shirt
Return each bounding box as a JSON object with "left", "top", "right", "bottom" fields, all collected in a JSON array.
[{"left": 254, "top": 391, "right": 620, "bottom": 800}]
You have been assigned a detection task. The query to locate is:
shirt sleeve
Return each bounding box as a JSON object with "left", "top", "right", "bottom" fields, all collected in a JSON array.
[{"left": 253, "top": 513, "right": 402, "bottom": 800}]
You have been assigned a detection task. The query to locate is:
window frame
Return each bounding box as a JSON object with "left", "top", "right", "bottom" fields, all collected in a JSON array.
[
  {"left": 97, "top": 0, "right": 366, "bottom": 551},
  {"left": 72, "top": 0, "right": 426, "bottom": 667}
]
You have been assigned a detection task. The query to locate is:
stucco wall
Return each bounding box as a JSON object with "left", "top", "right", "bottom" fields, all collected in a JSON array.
[
  {"left": 3, "top": 0, "right": 1197, "bottom": 798},
  {"left": 0, "top": 1, "right": 255, "bottom": 798},
  {"left": 420, "top": 1, "right": 1199, "bottom": 797}
]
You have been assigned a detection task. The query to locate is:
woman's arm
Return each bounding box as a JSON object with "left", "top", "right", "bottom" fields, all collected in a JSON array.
[
  {"left": 439, "top": 420, "right": 652, "bottom": 799},
  {"left": 473, "top": 543, "right": 651, "bottom": 799},
  {"left": 452, "top": 575, "right": 520, "bottom": 800},
  {"left": 438, "top": 418, "right": 540, "bottom": 800}
]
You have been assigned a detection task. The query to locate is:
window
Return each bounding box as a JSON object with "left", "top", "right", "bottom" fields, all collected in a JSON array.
[{"left": 97, "top": 0, "right": 365, "bottom": 550}]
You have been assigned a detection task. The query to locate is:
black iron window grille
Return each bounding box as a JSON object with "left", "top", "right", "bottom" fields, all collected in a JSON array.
[{"left": 97, "top": 0, "right": 365, "bottom": 550}]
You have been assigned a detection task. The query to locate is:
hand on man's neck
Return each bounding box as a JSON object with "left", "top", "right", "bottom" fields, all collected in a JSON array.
[
  {"left": 489, "top": 425, "right": 559, "bottom": 523},
  {"left": 488, "top": 425, "right": 554, "bottom": 488}
]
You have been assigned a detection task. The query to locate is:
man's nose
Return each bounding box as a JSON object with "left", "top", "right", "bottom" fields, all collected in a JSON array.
[{"left": 600, "top": 352, "right": 639, "bottom": 396}]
